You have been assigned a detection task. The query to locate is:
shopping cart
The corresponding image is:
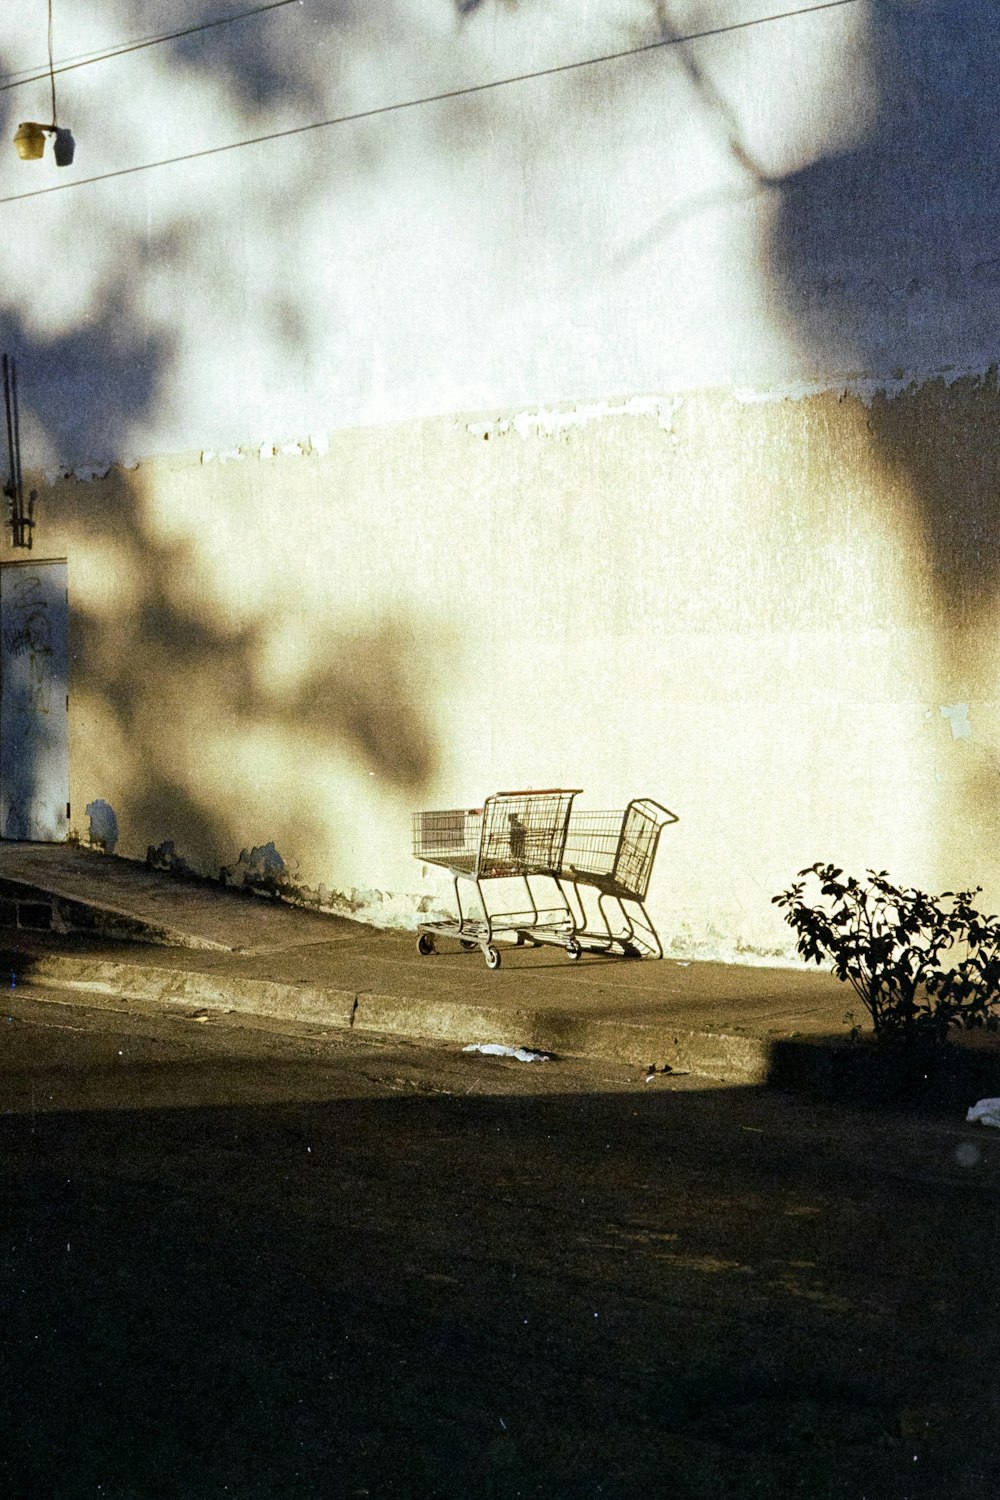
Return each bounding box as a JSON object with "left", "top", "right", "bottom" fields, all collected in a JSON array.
[
  {"left": 557, "top": 799, "right": 678, "bottom": 958},
  {"left": 413, "top": 788, "right": 582, "bottom": 969}
]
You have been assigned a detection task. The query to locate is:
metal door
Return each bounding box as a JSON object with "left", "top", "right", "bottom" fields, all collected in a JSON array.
[{"left": 0, "top": 561, "right": 69, "bottom": 841}]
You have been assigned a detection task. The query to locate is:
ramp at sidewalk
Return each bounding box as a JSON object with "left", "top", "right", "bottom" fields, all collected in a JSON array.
[{"left": 0, "top": 843, "right": 362, "bottom": 953}]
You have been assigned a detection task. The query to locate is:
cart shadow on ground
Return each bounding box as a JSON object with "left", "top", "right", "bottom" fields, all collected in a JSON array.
[
  {"left": 1, "top": 1037, "right": 999, "bottom": 1500},
  {"left": 413, "top": 940, "right": 656, "bottom": 973}
]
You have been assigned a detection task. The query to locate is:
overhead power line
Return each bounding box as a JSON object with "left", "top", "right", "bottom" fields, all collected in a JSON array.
[
  {"left": 0, "top": 0, "right": 864, "bottom": 209},
  {"left": 0, "top": 0, "right": 306, "bottom": 94}
]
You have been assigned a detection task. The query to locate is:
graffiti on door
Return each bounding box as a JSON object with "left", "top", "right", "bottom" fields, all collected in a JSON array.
[
  {"left": 3, "top": 572, "right": 55, "bottom": 715},
  {"left": 0, "top": 562, "right": 69, "bottom": 841}
]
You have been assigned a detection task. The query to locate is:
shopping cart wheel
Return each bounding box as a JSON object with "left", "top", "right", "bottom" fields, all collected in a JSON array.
[
  {"left": 566, "top": 940, "right": 582, "bottom": 961},
  {"left": 417, "top": 933, "right": 435, "bottom": 956},
  {"left": 483, "top": 945, "right": 502, "bottom": 970},
  {"left": 459, "top": 938, "right": 479, "bottom": 951}
]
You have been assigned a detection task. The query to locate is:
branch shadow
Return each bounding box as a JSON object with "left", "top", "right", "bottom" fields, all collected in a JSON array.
[
  {"left": 767, "top": 0, "right": 1000, "bottom": 623},
  {"left": 0, "top": 294, "right": 174, "bottom": 477},
  {"left": 65, "top": 463, "right": 442, "bottom": 880}
]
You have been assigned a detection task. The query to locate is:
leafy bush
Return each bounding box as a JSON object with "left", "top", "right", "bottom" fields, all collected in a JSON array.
[{"left": 773, "top": 863, "right": 1000, "bottom": 1042}]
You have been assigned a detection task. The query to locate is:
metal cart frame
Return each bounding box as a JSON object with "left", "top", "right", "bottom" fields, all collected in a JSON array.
[
  {"left": 413, "top": 788, "right": 582, "bottom": 969},
  {"left": 556, "top": 799, "right": 678, "bottom": 958}
]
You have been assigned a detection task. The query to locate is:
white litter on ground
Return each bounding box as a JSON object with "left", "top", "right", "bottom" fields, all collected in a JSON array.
[
  {"left": 462, "top": 1044, "right": 552, "bottom": 1063},
  {"left": 966, "top": 1098, "right": 1000, "bottom": 1127}
]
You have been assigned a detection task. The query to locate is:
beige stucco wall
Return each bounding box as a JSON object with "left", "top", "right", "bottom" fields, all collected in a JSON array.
[{"left": 5, "top": 370, "right": 999, "bottom": 960}]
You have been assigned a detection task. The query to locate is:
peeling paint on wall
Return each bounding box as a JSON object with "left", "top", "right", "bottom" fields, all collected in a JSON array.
[
  {"left": 467, "top": 395, "right": 684, "bottom": 442},
  {"left": 940, "top": 703, "right": 972, "bottom": 739},
  {"left": 39, "top": 459, "right": 140, "bottom": 486},
  {"left": 201, "top": 448, "right": 244, "bottom": 465},
  {"left": 85, "top": 798, "right": 118, "bottom": 854},
  {"left": 202, "top": 434, "right": 329, "bottom": 465},
  {"left": 221, "top": 841, "right": 289, "bottom": 895},
  {"left": 146, "top": 841, "right": 195, "bottom": 877},
  {"left": 733, "top": 363, "right": 996, "bottom": 409}
]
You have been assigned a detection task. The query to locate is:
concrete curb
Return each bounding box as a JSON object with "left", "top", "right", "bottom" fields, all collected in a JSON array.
[
  {"left": 13, "top": 943, "right": 999, "bottom": 1101},
  {"left": 3, "top": 950, "right": 357, "bottom": 1030},
  {"left": 1, "top": 946, "right": 776, "bottom": 1082}
]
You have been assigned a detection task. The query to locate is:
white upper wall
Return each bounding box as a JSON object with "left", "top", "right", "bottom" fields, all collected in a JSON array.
[{"left": 0, "top": 0, "right": 995, "bottom": 467}]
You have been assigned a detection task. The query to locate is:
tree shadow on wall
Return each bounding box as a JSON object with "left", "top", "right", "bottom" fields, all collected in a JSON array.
[
  {"left": 158, "top": 0, "right": 418, "bottom": 114},
  {"left": 763, "top": 0, "right": 1000, "bottom": 866},
  {"left": 0, "top": 296, "right": 173, "bottom": 481},
  {"left": 65, "top": 465, "right": 442, "bottom": 879},
  {"left": 767, "top": 0, "right": 1000, "bottom": 632}
]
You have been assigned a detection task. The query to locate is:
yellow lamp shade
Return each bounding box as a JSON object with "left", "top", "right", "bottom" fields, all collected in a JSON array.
[{"left": 14, "top": 122, "right": 46, "bottom": 161}]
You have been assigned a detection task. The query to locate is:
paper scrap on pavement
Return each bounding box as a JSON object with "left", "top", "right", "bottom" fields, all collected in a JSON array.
[
  {"left": 463, "top": 1043, "right": 552, "bottom": 1063},
  {"left": 966, "top": 1098, "right": 1000, "bottom": 1127}
]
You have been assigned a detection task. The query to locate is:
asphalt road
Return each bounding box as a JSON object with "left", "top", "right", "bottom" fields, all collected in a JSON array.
[{"left": 2, "top": 986, "right": 999, "bottom": 1499}]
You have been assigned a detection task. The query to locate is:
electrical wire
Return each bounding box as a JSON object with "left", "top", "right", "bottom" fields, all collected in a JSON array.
[
  {"left": 47, "top": 0, "right": 57, "bottom": 126},
  {"left": 0, "top": 0, "right": 307, "bottom": 95},
  {"left": 0, "top": 0, "right": 864, "bottom": 209}
]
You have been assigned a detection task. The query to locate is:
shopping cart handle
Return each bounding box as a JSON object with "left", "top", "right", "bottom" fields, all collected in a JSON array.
[{"left": 494, "top": 788, "right": 583, "bottom": 797}]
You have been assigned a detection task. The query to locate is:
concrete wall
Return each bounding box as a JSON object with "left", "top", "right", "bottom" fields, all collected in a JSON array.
[
  {"left": 0, "top": 2, "right": 999, "bottom": 957},
  {"left": 5, "top": 368, "right": 1000, "bottom": 958}
]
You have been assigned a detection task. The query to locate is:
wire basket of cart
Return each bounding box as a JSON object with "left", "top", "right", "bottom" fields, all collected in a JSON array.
[
  {"left": 557, "top": 799, "right": 678, "bottom": 957},
  {"left": 413, "top": 789, "right": 582, "bottom": 969}
]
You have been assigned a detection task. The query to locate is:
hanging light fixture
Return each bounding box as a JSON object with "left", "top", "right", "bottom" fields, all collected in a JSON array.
[
  {"left": 14, "top": 122, "right": 74, "bottom": 164},
  {"left": 14, "top": 0, "right": 75, "bottom": 166},
  {"left": 14, "top": 122, "right": 46, "bottom": 160}
]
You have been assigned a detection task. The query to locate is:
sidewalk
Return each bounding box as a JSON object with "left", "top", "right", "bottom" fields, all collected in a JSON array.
[{"left": 2, "top": 842, "right": 998, "bottom": 1094}]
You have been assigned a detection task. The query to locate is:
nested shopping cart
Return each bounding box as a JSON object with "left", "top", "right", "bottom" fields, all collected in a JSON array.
[
  {"left": 413, "top": 788, "right": 582, "bottom": 969},
  {"left": 557, "top": 799, "right": 678, "bottom": 958}
]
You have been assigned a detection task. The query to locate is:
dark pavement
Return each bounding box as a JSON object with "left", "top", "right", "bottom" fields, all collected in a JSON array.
[{"left": 2, "top": 987, "right": 999, "bottom": 1499}]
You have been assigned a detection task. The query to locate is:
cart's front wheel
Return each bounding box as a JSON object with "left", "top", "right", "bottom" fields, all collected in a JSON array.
[
  {"left": 566, "top": 940, "right": 582, "bottom": 961},
  {"left": 459, "top": 938, "right": 479, "bottom": 951},
  {"left": 417, "top": 933, "right": 435, "bottom": 956},
  {"left": 484, "top": 945, "right": 502, "bottom": 970}
]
